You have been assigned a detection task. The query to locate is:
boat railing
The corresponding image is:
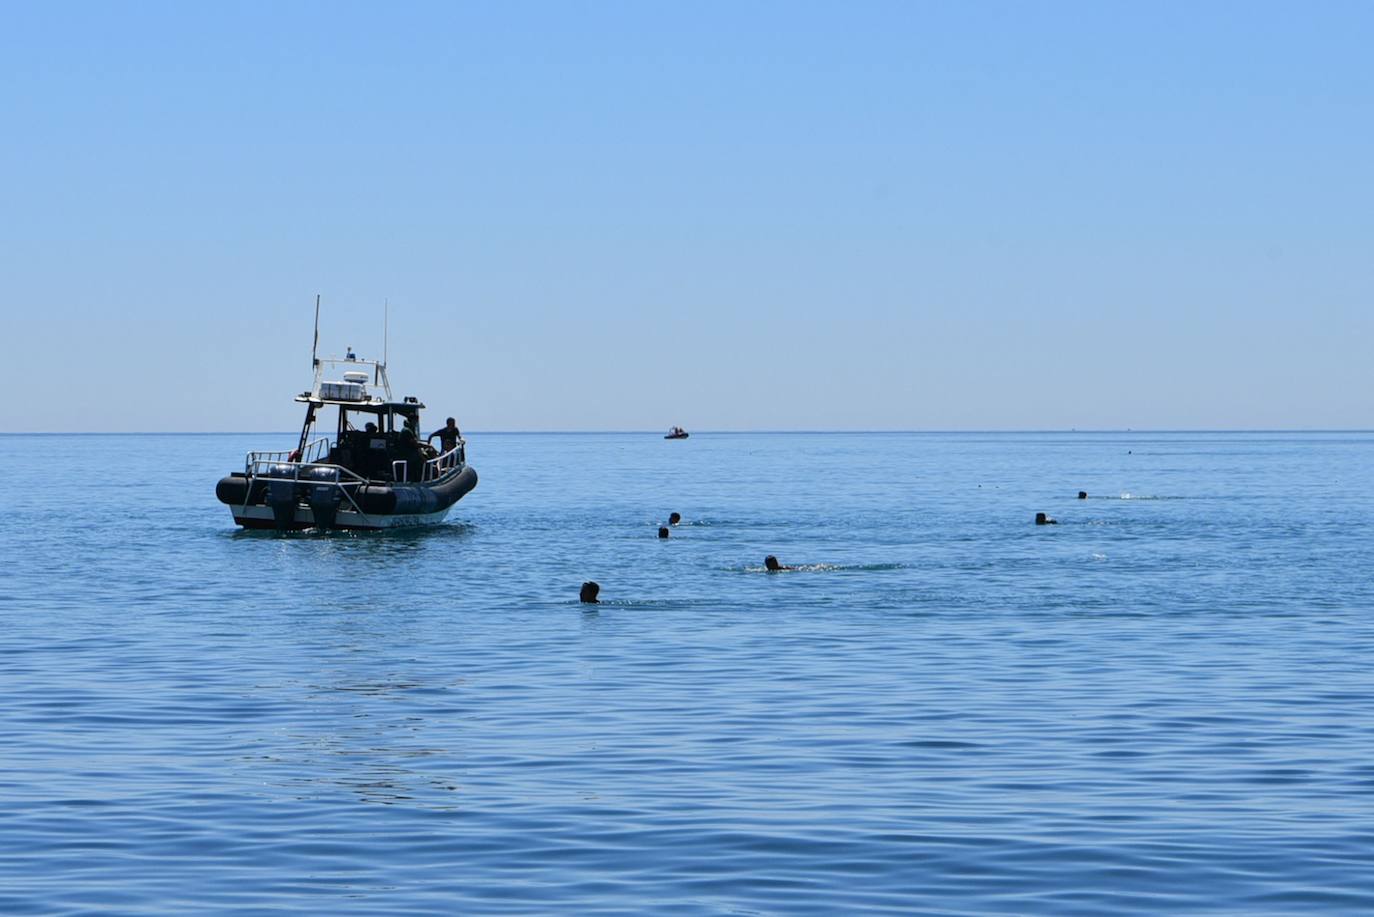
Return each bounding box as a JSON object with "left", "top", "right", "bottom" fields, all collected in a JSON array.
[
  {"left": 245, "top": 437, "right": 331, "bottom": 473},
  {"left": 243, "top": 436, "right": 462, "bottom": 486},
  {"left": 245, "top": 458, "right": 368, "bottom": 486},
  {"left": 421, "top": 440, "right": 466, "bottom": 482},
  {"left": 235, "top": 457, "right": 370, "bottom": 517}
]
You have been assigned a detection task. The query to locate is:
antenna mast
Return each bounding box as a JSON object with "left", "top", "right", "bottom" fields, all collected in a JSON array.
[
  {"left": 383, "top": 298, "right": 389, "bottom": 368},
  {"left": 311, "top": 294, "right": 321, "bottom": 368}
]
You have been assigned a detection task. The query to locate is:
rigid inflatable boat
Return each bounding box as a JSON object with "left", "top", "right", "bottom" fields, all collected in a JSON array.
[{"left": 216, "top": 344, "right": 476, "bottom": 531}]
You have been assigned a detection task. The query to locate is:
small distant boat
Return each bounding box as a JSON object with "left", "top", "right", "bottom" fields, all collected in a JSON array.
[{"left": 664, "top": 426, "right": 689, "bottom": 440}]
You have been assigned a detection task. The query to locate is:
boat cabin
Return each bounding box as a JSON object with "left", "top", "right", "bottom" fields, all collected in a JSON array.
[{"left": 291, "top": 352, "right": 454, "bottom": 483}]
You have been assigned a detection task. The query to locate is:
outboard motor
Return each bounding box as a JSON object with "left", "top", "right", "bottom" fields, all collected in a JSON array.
[
  {"left": 306, "top": 466, "right": 343, "bottom": 530},
  {"left": 265, "top": 463, "right": 300, "bottom": 530}
]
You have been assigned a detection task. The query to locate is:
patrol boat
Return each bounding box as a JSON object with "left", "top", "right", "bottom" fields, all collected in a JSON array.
[{"left": 215, "top": 346, "right": 477, "bottom": 530}]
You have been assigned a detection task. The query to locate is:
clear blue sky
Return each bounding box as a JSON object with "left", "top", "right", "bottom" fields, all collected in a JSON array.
[{"left": 3, "top": 2, "right": 1370, "bottom": 431}]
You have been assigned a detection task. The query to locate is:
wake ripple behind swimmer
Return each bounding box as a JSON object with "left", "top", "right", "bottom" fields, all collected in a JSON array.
[
  {"left": 660, "top": 518, "right": 756, "bottom": 529},
  {"left": 1114, "top": 493, "right": 1196, "bottom": 501},
  {"left": 739, "top": 562, "right": 907, "bottom": 574},
  {"left": 570, "top": 598, "right": 720, "bottom": 610},
  {"left": 659, "top": 517, "right": 828, "bottom": 529}
]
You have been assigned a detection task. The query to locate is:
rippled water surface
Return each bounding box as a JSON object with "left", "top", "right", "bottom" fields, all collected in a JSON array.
[{"left": 3, "top": 431, "right": 1374, "bottom": 914}]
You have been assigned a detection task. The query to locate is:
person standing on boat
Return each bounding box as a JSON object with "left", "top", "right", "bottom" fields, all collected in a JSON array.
[{"left": 429, "top": 417, "right": 462, "bottom": 454}]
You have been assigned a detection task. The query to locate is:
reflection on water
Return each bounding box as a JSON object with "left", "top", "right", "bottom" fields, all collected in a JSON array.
[
  {"left": 247, "top": 665, "right": 467, "bottom": 809},
  {"left": 229, "top": 522, "right": 476, "bottom": 544}
]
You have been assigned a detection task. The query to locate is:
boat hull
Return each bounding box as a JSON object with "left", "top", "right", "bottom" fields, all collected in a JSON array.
[
  {"left": 229, "top": 503, "right": 457, "bottom": 531},
  {"left": 217, "top": 465, "right": 478, "bottom": 531}
]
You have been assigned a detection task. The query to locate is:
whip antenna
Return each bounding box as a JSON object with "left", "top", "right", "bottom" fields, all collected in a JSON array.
[{"left": 311, "top": 294, "right": 321, "bottom": 368}]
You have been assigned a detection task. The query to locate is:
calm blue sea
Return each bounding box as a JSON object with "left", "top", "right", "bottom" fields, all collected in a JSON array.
[{"left": 3, "top": 431, "right": 1373, "bottom": 914}]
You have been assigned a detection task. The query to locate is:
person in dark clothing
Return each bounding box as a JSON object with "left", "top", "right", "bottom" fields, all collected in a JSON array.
[
  {"left": 396, "top": 428, "right": 426, "bottom": 481},
  {"left": 429, "top": 417, "right": 462, "bottom": 453}
]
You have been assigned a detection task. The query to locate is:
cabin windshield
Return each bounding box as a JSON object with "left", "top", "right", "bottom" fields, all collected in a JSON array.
[{"left": 285, "top": 402, "right": 431, "bottom": 482}]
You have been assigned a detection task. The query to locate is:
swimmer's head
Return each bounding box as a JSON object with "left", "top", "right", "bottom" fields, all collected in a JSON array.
[
  {"left": 668, "top": 512, "right": 681, "bottom": 525},
  {"left": 579, "top": 581, "right": 600, "bottom": 604},
  {"left": 765, "top": 555, "right": 781, "bottom": 571},
  {"left": 658, "top": 526, "right": 670, "bottom": 539}
]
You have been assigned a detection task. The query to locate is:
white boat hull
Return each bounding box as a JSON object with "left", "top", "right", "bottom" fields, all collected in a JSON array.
[{"left": 230, "top": 503, "right": 454, "bottom": 531}]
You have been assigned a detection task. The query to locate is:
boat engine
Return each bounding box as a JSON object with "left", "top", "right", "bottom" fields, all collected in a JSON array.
[
  {"left": 265, "top": 463, "right": 300, "bottom": 530},
  {"left": 305, "top": 466, "right": 343, "bottom": 529}
]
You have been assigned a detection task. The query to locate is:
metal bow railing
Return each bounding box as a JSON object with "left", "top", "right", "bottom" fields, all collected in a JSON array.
[{"left": 421, "top": 440, "right": 466, "bottom": 482}]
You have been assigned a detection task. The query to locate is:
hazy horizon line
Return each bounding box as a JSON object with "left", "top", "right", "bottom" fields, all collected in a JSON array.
[{"left": 4, "top": 428, "right": 1372, "bottom": 437}]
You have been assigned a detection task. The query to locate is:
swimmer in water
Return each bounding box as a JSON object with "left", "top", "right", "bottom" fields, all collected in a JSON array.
[
  {"left": 579, "top": 581, "right": 600, "bottom": 604},
  {"left": 658, "top": 526, "right": 670, "bottom": 539},
  {"left": 668, "top": 512, "right": 681, "bottom": 525},
  {"left": 1035, "top": 512, "right": 1057, "bottom": 525},
  {"left": 764, "top": 555, "right": 795, "bottom": 572}
]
